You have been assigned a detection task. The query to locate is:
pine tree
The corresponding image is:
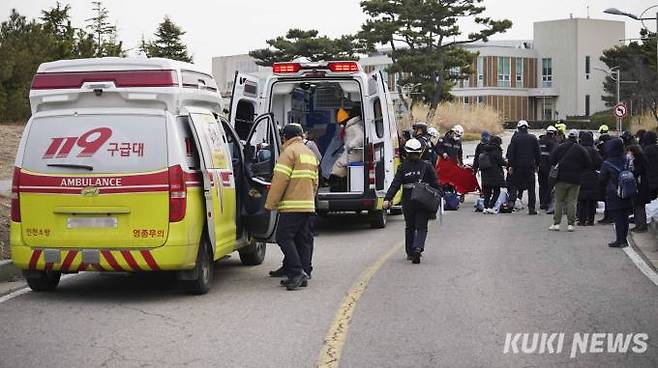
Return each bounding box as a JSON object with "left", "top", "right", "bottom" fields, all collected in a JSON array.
[
  {"left": 250, "top": 29, "right": 357, "bottom": 66},
  {"left": 145, "top": 16, "right": 192, "bottom": 62},
  {"left": 359, "top": 0, "right": 512, "bottom": 109},
  {"left": 85, "top": 1, "right": 123, "bottom": 57}
]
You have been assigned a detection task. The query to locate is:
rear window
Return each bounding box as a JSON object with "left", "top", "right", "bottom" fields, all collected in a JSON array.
[{"left": 22, "top": 114, "right": 167, "bottom": 174}]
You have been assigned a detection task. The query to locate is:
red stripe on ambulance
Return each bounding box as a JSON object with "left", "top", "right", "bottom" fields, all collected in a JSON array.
[
  {"left": 28, "top": 249, "right": 42, "bottom": 269},
  {"left": 120, "top": 251, "right": 142, "bottom": 271},
  {"left": 140, "top": 250, "right": 160, "bottom": 271},
  {"left": 60, "top": 250, "right": 78, "bottom": 271},
  {"left": 101, "top": 250, "right": 124, "bottom": 271}
]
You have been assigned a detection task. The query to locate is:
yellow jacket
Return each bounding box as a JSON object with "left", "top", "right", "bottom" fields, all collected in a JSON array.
[{"left": 265, "top": 137, "right": 319, "bottom": 212}]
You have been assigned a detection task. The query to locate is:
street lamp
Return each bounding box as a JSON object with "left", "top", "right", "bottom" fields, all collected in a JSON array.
[
  {"left": 604, "top": 6, "right": 658, "bottom": 79},
  {"left": 594, "top": 66, "right": 640, "bottom": 133}
]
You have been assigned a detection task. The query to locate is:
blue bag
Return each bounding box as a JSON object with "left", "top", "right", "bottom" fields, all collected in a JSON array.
[
  {"left": 443, "top": 191, "right": 460, "bottom": 211},
  {"left": 608, "top": 162, "right": 637, "bottom": 200}
]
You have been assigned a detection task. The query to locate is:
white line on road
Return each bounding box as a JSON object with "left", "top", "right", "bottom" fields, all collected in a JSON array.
[
  {"left": 623, "top": 244, "right": 658, "bottom": 287},
  {"left": 0, "top": 274, "right": 76, "bottom": 305}
]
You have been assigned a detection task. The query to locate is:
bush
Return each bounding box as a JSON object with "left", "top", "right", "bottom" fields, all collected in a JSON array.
[{"left": 401, "top": 102, "right": 505, "bottom": 136}]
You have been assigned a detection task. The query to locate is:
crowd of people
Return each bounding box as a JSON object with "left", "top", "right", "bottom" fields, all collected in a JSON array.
[{"left": 471, "top": 122, "right": 658, "bottom": 248}]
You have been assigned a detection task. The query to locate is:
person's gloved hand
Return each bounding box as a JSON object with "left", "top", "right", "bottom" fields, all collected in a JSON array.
[{"left": 383, "top": 200, "right": 391, "bottom": 209}]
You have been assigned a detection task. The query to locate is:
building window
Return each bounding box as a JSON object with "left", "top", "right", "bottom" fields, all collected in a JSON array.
[
  {"left": 497, "top": 57, "right": 511, "bottom": 87},
  {"left": 585, "top": 95, "right": 591, "bottom": 116},
  {"left": 585, "top": 56, "right": 591, "bottom": 80},
  {"left": 477, "top": 96, "right": 485, "bottom": 104},
  {"left": 542, "top": 58, "right": 553, "bottom": 88},
  {"left": 515, "top": 58, "right": 524, "bottom": 88},
  {"left": 463, "top": 97, "right": 470, "bottom": 106},
  {"left": 477, "top": 57, "right": 484, "bottom": 87}
]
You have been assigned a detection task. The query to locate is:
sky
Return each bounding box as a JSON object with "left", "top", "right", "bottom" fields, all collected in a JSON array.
[{"left": 2, "top": 0, "right": 657, "bottom": 72}]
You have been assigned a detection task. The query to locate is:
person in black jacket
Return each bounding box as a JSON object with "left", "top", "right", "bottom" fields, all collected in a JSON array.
[
  {"left": 472, "top": 130, "right": 491, "bottom": 173},
  {"left": 599, "top": 138, "right": 633, "bottom": 247},
  {"left": 506, "top": 120, "right": 541, "bottom": 215},
  {"left": 384, "top": 138, "right": 440, "bottom": 264},
  {"left": 479, "top": 135, "right": 506, "bottom": 213},
  {"left": 596, "top": 130, "right": 614, "bottom": 224},
  {"left": 641, "top": 131, "right": 658, "bottom": 202},
  {"left": 548, "top": 130, "right": 592, "bottom": 231},
  {"left": 627, "top": 144, "right": 650, "bottom": 233},
  {"left": 538, "top": 126, "right": 559, "bottom": 210},
  {"left": 436, "top": 125, "right": 464, "bottom": 165},
  {"left": 577, "top": 131, "right": 602, "bottom": 226}
]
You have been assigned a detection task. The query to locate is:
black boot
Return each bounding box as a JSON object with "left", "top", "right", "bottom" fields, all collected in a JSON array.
[
  {"left": 286, "top": 273, "right": 309, "bottom": 291},
  {"left": 280, "top": 278, "right": 308, "bottom": 287},
  {"left": 412, "top": 249, "right": 422, "bottom": 264},
  {"left": 269, "top": 266, "right": 287, "bottom": 278}
]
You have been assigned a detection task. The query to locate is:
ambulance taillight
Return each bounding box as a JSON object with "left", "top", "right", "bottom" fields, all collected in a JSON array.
[
  {"left": 272, "top": 63, "right": 301, "bottom": 74},
  {"left": 168, "top": 165, "right": 187, "bottom": 222},
  {"left": 365, "top": 144, "right": 376, "bottom": 187},
  {"left": 30, "top": 70, "right": 179, "bottom": 90},
  {"left": 10, "top": 167, "right": 20, "bottom": 222},
  {"left": 327, "top": 62, "right": 360, "bottom": 73}
]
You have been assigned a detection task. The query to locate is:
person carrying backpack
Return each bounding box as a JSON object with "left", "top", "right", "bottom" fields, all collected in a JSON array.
[
  {"left": 479, "top": 135, "right": 506, "bottom": 214},
  {"left": 627, "top": 144, "right": 650, "bottom": 233},
  {"left": 599, "top": 138, "right": 634, "bottom": 248},
  {"left": 383, "top": 138, "right": 440, "bottom": 264}
]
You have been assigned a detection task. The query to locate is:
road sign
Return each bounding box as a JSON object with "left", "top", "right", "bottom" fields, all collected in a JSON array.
[{"left": 614, "top": 103, "right": 628, "bottom": 119}]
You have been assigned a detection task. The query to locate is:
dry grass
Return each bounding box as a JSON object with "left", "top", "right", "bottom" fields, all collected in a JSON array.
[
  {"left": 631, "top": 113, "right": 658, "bottom": 133},
  {"left": 0, "top": 194, "right": 9, "bottom": 260},
  {"left": 0, "top": 123, "right": 25, "bottom": 179},
  {"left": 400, "top": 102, "right": 505, "bottom": 138}
]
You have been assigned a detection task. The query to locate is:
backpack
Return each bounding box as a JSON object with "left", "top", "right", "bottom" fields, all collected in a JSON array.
[
  {"left": 442, "top": 187, "right": 460, "bottom": 211},
  {"left": 608, "top": 161, "right": 637, "bottom": 200},
  {"left": 478, "top": 152, "right": 493, "bottom": 170},
  {"left": 474, "top": 197, "right": 485, "bottom": 212}
]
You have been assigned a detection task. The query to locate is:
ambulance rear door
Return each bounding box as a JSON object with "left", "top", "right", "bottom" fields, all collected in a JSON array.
[
  {"left": 367, "top": 71, "right": 394, "bottom": 193},
  {"left": 229, "top": 72, "right": 261, "bottom": 141}
]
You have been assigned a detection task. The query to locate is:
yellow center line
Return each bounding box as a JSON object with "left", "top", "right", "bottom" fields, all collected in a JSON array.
[{"left": 316, "top": 241, "right": 404, "bottom": 368}]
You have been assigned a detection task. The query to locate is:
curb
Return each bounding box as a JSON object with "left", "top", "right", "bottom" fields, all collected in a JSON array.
[
  {"left": 0, "top": 260, "right": 22, "bottom": 282},
  {"left": 628, "top": 222, "right": 658, "bottom": 273}
]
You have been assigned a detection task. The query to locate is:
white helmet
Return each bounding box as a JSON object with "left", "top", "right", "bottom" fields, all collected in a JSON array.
[
  {"left": 546, "top": 125, "right": 557, "bottom": 133},
  {"left": 404, "top": 138, "right": 423, "bottom": 153},
  {"left": 517, "top": 120, "right": 529, "bottom": 128},
  {"left": 451, "top": 124, "right": 464, "bottom": 137},
  {"left": 428, "top": 127, "right": 439, "bottom": 138}
]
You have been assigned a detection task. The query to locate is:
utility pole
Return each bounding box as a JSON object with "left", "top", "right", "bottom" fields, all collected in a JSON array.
[{"left": 616, "top": 69, "right": 621, "bottom": 133}]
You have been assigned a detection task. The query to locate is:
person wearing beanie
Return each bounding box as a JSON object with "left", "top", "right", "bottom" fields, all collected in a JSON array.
[
  {"left": 548, "top": 130, "right": 592, "bottom": 232},
  {"left": 472, "top": 130, "right": 491, "bottom": 173},
  {"left": 265, "top": 124, "right": 319, "bottom": 290}
]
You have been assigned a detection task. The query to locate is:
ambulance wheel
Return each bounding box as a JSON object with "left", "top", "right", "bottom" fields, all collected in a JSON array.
[
  {"left": 185, "top": 240, "right": 213, "bottom": 295},
  {"left": 369, "top": 209, "right": 387, "bottom": 229},
  {"left": 23, "top": 270, "right": 61, "bottom": 292},
  {"left": 239, "top": 239, "right": 266, "bottom": 266}
]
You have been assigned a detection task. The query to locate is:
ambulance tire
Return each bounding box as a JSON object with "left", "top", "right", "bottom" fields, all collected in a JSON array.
[
  {"left": 369, "top": 209, "right": 387, "bottom": 229},
  {"left": 238, "top": 239, "right": 266, "bottom": 266},
  {"left": 23, "top": 270, "right": 61, "bottom": 292},
  {"left": 185, "top": 240, "right": 214, "bottom": 295}
]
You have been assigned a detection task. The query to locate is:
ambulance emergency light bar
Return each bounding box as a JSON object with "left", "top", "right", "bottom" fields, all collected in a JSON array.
[
  {"left": 31, "top": 70, "right": 179, "bottom": 90},
  {"left": 272, "top": 61, "right": 361, "bottom": 75}
]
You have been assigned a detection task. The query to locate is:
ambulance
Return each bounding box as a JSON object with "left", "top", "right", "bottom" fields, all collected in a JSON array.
[
  {"left": 10, "top": 58, "right": 282, "bottom": 294},
  {"left": 230, "top": 61, "right": 401, "bottom": 228}
]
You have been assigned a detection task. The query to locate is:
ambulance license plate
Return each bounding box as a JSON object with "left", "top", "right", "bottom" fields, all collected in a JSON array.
[{"left": 67, "top": 217, "right": 117, "bottom": 229}]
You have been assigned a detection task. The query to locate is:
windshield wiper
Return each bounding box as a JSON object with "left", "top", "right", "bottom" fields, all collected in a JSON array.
[{"left": 47, "top": 163, "right": 94, "bottom": 171}]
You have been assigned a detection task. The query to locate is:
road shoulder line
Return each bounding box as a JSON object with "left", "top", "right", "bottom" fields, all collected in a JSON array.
[
  {"left": 316, "top": 240, "right": 403, "bottom": 368},
  {"left": 625, "top": 237, "right": 658, "bottom": 287}
]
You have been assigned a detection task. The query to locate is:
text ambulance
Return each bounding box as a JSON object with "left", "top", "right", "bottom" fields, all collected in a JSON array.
[{"left": 11, "top": 58, "right": 281, "bottom": 294}]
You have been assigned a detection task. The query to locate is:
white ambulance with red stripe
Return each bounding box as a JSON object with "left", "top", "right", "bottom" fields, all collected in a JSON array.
[
  {"left": 230, "top": 61, "right": 401, "bottom": 228},
  {"left": 11, "top": 57, "right": 281, "bottom": 294}
]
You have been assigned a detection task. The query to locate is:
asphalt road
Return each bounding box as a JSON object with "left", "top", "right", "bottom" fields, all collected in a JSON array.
[{"left": 1, "top": 131, "right": 658, "bottom": 368}]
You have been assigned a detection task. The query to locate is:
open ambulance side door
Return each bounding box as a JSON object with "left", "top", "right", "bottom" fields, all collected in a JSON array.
[
  {"left": 241, "top": 113, "right": 282, "bottom": 242},
  {"left": 187, "top": 112, "right": 236, "bottom": 253},
  {"left": 229, "top": 72, "right": 261, "bottom": 141}
]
